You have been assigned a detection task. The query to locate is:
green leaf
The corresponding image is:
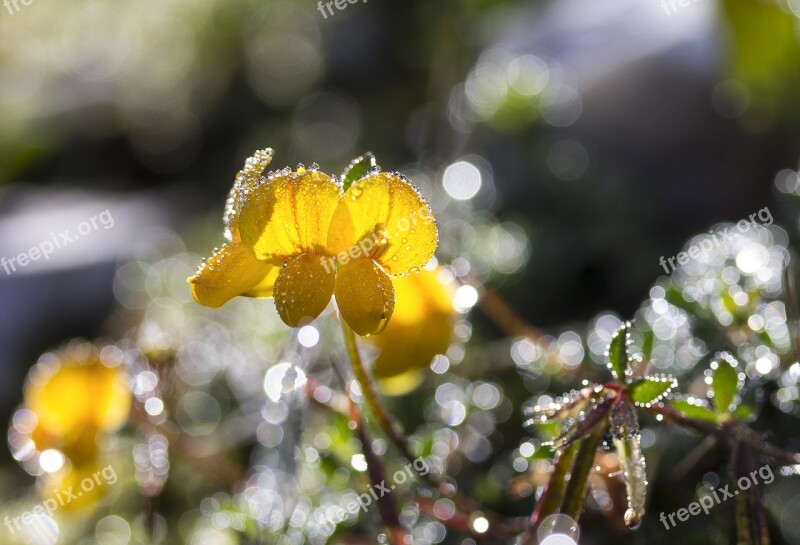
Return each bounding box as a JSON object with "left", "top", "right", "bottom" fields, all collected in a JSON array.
[
  {"left": 670, "top": 397, "right": 717, "bottom": 422},
  {"left": 561, "top": 423, "right": 607, "bottom": 521},
  {"left": 732, "top": 386, "right": 760, "bottom": 422},
  {"left": 628, "top": 375, "right": 678, "bottom": 407},
  {"left": 732, "top": 402, "right": 754, "bottom": 422},
  {"left": 341, "top": 152, "right": 377, "bottom": 192},
  {"left": 721, "top": 0, "right": 800, "bottom": 121},
  {"left": 721, "top": 290, "right": 739, "bottom": 317},
  {"left": 610, "top": 397, "right": 646, "bottom": 529},
  {"left": 641, "top": 329, "right": 654, "bottom": 362},
  {"left": 712, "top": 353, "right": 742, "bottom": 414},
  {"left": 606, "top": 322, "right": 632, "bottom": 381},
  {"left": 554, "top": 390, "right": 613, "bottom": 449},
  {"left": 530, "top": 440, "right": 580, "bottom": 527}
]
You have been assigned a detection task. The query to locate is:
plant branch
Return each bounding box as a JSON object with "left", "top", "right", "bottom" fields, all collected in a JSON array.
[
  {"left": 339, "top": 318, "right": 523, "bottom": 541},
  {"left": 645, "top": 403, "right": 800, "bottom": 466}
]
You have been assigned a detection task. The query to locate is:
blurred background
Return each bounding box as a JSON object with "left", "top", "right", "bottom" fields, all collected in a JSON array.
[{"left": 1, "top": 0, "right": 800, "bottom": 543}]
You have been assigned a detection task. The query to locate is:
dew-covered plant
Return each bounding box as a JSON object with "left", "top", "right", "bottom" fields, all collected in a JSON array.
[
  {"left": 6, "top": 149, "right": 800, "bottom": 545},
  {"left": 525, "top": 322, "right": 678, "bottom": 530}
]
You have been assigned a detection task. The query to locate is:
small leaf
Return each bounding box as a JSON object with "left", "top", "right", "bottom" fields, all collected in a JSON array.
[
  {"left": 561, "top": 423, "right": 606, "bottom": 520},
  {"left": 712, "top": 353, "right": 743, "bottom": 414},
  {"left": 614, "top": 432, "right": 647, "bottom": 529},
  {"left": 606, "top": 322, "right": 632, "bottom": 381},
  {"left": 610, "top": 394, "right": 640, "bottom": 440},
  {"left": 721, "top": 290, "right": 740, "bottom": 316},
  {"left": 341, "top": 152, "right": 377, "bottom": 192},
  {"left": 610, "top": 396, "right": 646, "bottom": 529},
  {"left": 628, "top": 375, "right": 678, "bottom": 407},
  {"left": 525, "top": 387, "right": 594, "bottom": 426},
  {"left": 529, "top": 440, "right": 581, "bottom": 528},
  {"left": 554, "top": 389, "right": 613, "bottom": 449},
  {"left": 732, "top": 402, "right": 754, "bottom": 422},
  {"left": 732, "top": 385, "right": 760, "bottom": 422},
  {"left": 671, "top": 397, "right": 717, "bottom": 422},
  {"left": 641, "top": 329, "right": 654, "bottom": 362}
]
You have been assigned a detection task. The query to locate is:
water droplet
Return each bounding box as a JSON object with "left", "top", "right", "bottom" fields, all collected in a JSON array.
[{"left": 624, "top": 508, "right": 641, "bottom": 529}]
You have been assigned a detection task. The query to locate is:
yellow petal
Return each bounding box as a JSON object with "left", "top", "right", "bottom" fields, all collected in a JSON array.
[
  {"left": 188, "top": 243, "right": 279, "bottom": 308},
  {"left": 274, "top": 253, "right": 335, "bottom": 327},
  {"left": 371, "top": 267, "right": 455, "bottom": 378},
  {"left": 377, "top": 370, "right": 427, "bottom": 397},
  {"left": 25, "top": 347, "right": 131, "bottom": 443},
  {"left": 90, "top": 365, "right": 131, "bottom": 432},
  {"left": 224, "top": 148, "right": 274, "bottom": 242},
  {"left": 239, "top": 169, "right": 342, "bottom": 261},
  {"left": 335, "top": 257, "right": 395, "bottom": 336},
  {"left": 245, "top": 265, "right": 281, "bottom": 299},
  {"left": 328, "top": 172, "right": 437, "bottom": 275}
]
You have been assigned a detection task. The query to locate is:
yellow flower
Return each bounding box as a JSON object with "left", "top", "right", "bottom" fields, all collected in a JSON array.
[
  {"left": 189, "top": 149, "right": 438, "bottom": 336},
  {"left": 23, "top": 342, "right": 131, "bottom": 458},
  {"left": 369, "top": 267, "right": 455, "bottom": 395},
  {"left": 40, "top": 460, "right": 116, "bottom": 512}
]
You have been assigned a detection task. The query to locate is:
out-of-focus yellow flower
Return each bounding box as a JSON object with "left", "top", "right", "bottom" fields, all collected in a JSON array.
[
  {"left": 189, "top": 148, "right": 438, "bottom": 336},
  {"left": 369, "top": 267, "right": 455, "bottom": 395},
  {"left": 21, "top": 342, "right": 131, "bottom": 460},
  {"left": 39, "top": 461, "right": 115, "bottom": 512},
  {"left": 7, "top": 342, "right": 130, "bottom": 510}
]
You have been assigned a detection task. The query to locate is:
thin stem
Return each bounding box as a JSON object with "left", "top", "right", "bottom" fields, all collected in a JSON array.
[
  {"left": 349, "top": 390, "right": 408, "bottom": 545},
  {"left": 476, "top": 282, "right": 546, "bottom": 341},
  {"left": 341, "top": 319, "right": 402, "bottom": 443},
  {"left": 339, "top": 318, "right": 523, "bottom": 541},
  {"left": 646, "top": 403, "right": 800, "bottom": 466}
]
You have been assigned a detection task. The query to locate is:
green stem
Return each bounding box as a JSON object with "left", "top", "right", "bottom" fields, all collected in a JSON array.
[
  {"left": 647, "top": 403, "right": 800, "bottom": 466},
  {"left": 531, "top": 441, "right": 580, "bottom": 527},
  {"left": 561, "top": 424, "right": 606, "bottom": 521},
  {"left": 339, "top": 318, "right": 520, "bottom": 541},
  {"left": 341, "top": 318, "right": 402, "bottom": 442}
]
